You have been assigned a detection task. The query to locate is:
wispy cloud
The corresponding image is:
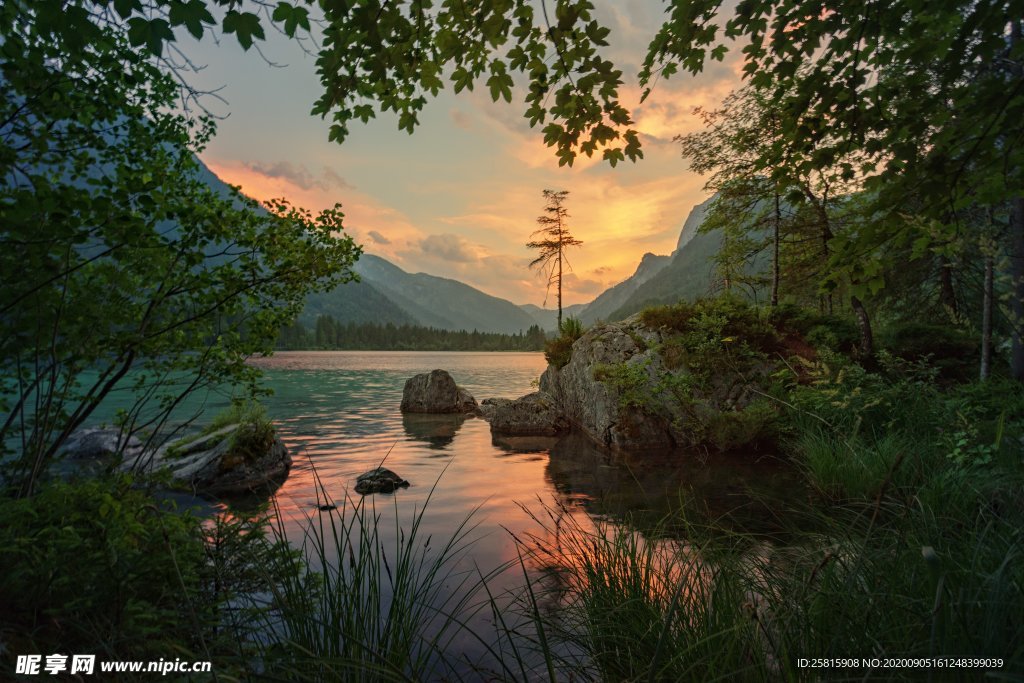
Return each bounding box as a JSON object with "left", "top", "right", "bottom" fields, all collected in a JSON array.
[
  {"left": 245, "top": 160, "right": 352, "bottom": 192},
  {"left": 418, "top": 233, "right": 481, "bottom": 262}
]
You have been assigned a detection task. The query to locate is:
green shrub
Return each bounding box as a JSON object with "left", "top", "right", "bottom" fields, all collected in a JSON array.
[
  {"left": 212, "top": 399, "right": 275, "bottom": 464},
  {"left": 559, "top": 315, "right": 584, "bottom": 338},
  {"left": 639, "top": 300, "right": 696, "bottom": 331},
  {"left": 879, "top": 321, "right": 978, "bottom": 380},
  {"left": 0, "top": 478, "right": 303, "bottom": 676},
  {"left": 700, "top": 400, "right": 780, "bottom": 451},
  {"left": 0, "top": 478, "right": 214, "bottom": 661},
  {"left": 544, "top": 316, "right": 586, "bottom": 368},
  {"left": 805, "top": 317, "right": 861, "bottom": 353},
  {"left": 641, "top": 297, "right": 779, "bottom": 354}
]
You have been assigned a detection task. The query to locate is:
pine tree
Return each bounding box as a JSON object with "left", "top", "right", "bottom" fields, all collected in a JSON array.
[{"left": 527, "top": 190, "right": 583, "bottom": 332}]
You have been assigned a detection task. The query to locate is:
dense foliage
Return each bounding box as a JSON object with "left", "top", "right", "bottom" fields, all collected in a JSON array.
[
  {"left": 278, "top": 317, "right": 547, "bottom": 351},
  {"left": 0, "top": 8, "right": 360, "bottom": 494},
  {"left": 0, "top": 478, "right": 298, "bottom": 676}
]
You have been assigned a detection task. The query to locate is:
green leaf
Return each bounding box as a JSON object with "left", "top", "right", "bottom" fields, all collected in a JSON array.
[
  {"left": 222, "top": 11, "right": 265, "bottom": 51},
  {"left": 169, "top": 0, "right": 215, "bottom": 40}
]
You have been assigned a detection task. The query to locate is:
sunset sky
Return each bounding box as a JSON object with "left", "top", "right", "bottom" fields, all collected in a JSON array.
[{"left": 183, "top": 2, "right": 746, "bottom": 307}]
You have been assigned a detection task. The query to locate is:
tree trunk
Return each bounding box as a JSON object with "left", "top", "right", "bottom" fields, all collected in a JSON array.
[
  {"left": 557, "top": 253, "right": 563, "bottom": 332},
  {"left": 1011, "top": 197, "right": 1024, "bottom": 381},
  {"left": 771, "top": 190, "right": 781, "bottom": 307},
  {"left": 815, "top": 189, "right": 834, "bottom": 315},
  {"left": 938, "top": 257, "right": 960, "bottom": 323},
  {"left": 850, "top": 295, "right": 874, "bottom": 360},
  {"left": 981, "top": 252, "right": 994, "bottom": 381}
]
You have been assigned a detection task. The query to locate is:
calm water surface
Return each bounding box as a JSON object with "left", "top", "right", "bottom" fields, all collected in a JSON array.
[
  {"left": 241, "top": 352, "right": 799, "bottom": 540},
  {"left": 107, "top": 350, "right": 801, "bottom": 672}
]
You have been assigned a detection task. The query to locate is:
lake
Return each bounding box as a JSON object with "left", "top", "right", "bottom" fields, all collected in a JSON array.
[
  {"left": 237, "top": 351, "right": 799, "bottom": 537},
  {"left": 232, "top": 351, "right": 800, "bottom": 673},
  {"left": 104, "top": 350, "right": 802, "bottom": 673}
]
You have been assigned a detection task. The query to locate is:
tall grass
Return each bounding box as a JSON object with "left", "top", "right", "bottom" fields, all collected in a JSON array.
[
  {"left": 242, "top": 470, "right": 515, "bottom": 682},
  {"left": 502, "top": 497, "right": 1024, "bottom": 682}
]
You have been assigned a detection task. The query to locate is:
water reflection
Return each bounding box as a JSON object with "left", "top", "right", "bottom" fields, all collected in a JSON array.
[
  {"left": 490, "top": 433, "right": 560, "bottom": 454},
  {"left": 545, "top": 432, "right": 806, "bottom": 536},
  {"left": 401, "top": 413, "right": 467, "bottom": 449}
]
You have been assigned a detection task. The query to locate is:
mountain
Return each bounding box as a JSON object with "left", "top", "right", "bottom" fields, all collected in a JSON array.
[
  {"left": 299, "top": 280, "right": 417, "bottom": 328},
  {"left": 578, "top": 252, "right": 672, "bottom": 324},
  {"left": 519, "top": 303, "right": 588, "bottom": 332},
  {"left": 570, "top": 195, "right": 718, "bottom": 324},
  {"left": 606, "top": 227, "right": 724, "bottom": 321},
  {"left": 312, "top": 254, "right": 542, "bottom": 334},
  {"left": 599, "top": 193, "right": 778, "bottom": 321},
  {"left": 567, "top": 195, "right": 728, "bottom": 324},
  {"left": 674, "top": 194, "right": 716, "bottom": 254}
]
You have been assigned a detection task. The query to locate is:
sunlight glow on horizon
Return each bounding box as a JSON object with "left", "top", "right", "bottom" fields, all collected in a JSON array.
[{"left": 191, "top": 2, "right": 747, "bottom": 307}]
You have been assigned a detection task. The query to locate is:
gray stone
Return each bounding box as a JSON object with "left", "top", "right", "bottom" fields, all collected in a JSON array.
[
  {"left": 544, "top": 317, "right": 676, "bottom": 450},
  {"left": 541, "top": 315, "right": 776, "bottom": 451},
  {"left": 487, "top": 391, "right": 569, "bottom": 436},
  {"left": 400, "top": 369, "right": 478, "bottom": 414},
  {"left": 118, "top": 423, "right": 291, "bottom": 496},
  {"left": 62, "top": 428, "right": 142, "bottom": 460},
  {"left": 478, "top": 397, "right": 510, "bottom": 420},
  {"left": 199, "top": 437, "right": 291, "bottom": 496},
  {"left": 355, "top": 467, "right": 410, "bottom": 495}
]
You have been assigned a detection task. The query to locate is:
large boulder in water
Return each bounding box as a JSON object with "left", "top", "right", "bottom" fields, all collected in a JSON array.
[
  {"left": 540, "top": 312, "right": 783, "bottom": 452},
  {"left": 541, "top": 318, "right": 676, "bottom": 450},
  {"left": 400, "top": 369, "right": 477, "bottom": 414},
  {"left": 484, "top": 392, "right": 569, "bottom": 436}
]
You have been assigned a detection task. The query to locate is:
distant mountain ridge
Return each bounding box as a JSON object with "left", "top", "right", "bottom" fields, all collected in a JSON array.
[
  {"left": 194, "top": 160, "right": 726, "bottom": 334},
  {"left": 578, "top": 252, "right": 672, "bottom": 324},
  {"left": 352, "top": 254, "right": 542, "bottom": 334},
  {"left": 572, "top": 194, "right": 721, "bottom": 324}
]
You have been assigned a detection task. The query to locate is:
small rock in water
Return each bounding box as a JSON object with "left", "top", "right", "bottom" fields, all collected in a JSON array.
[{"left": 355, "top": 467, "right": 410, "bottom": 495}]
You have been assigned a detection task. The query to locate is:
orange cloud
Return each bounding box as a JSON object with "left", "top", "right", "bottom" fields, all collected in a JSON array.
[{"left": 204, "top": 156, "right": 429, "bottom": 265}]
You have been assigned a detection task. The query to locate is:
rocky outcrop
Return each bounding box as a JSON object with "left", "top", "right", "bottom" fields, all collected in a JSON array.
[
  {"left": 541, "top": 314, "right": 777, "bottom": 452},
  {"left": 115, "top": 423, "right": 291, "bottom": 495},
  {"left": 355, "top": 467, "right": 410, "bottom": 494},
  {"left": 400, "top": 370, "right": 478, "bottom": 414},
  {"left": 484, "top": 392, "right": 568, "bottom": 436},
  {"left": 541, "top": 317, "right": 676, "bottom": 450}
]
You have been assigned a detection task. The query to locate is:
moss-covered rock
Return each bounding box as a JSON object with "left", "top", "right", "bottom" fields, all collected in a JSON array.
[{"left": 542, "top": 298, "right": 807, "bottom": 451}]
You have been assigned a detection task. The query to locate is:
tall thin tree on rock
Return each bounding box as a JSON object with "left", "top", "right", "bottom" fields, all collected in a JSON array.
[{"left": 527, "top": 190, "right": 582, "bottom": 332}]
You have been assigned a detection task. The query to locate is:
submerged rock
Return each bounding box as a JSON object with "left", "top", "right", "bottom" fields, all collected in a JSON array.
[
  {"left": 400, "top": 369, "right": 477, "bottom": 413},
  {"left": 354, "top": 467, "right": 410, "bottom": 495},
  {"left": 486, "top": 392, "right": 568, "bottom": 436}
]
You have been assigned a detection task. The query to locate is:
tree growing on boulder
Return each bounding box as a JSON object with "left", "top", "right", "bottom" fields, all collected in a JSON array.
[{"left": 527, "top": 190, "right": 583, "bottom": 332}]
